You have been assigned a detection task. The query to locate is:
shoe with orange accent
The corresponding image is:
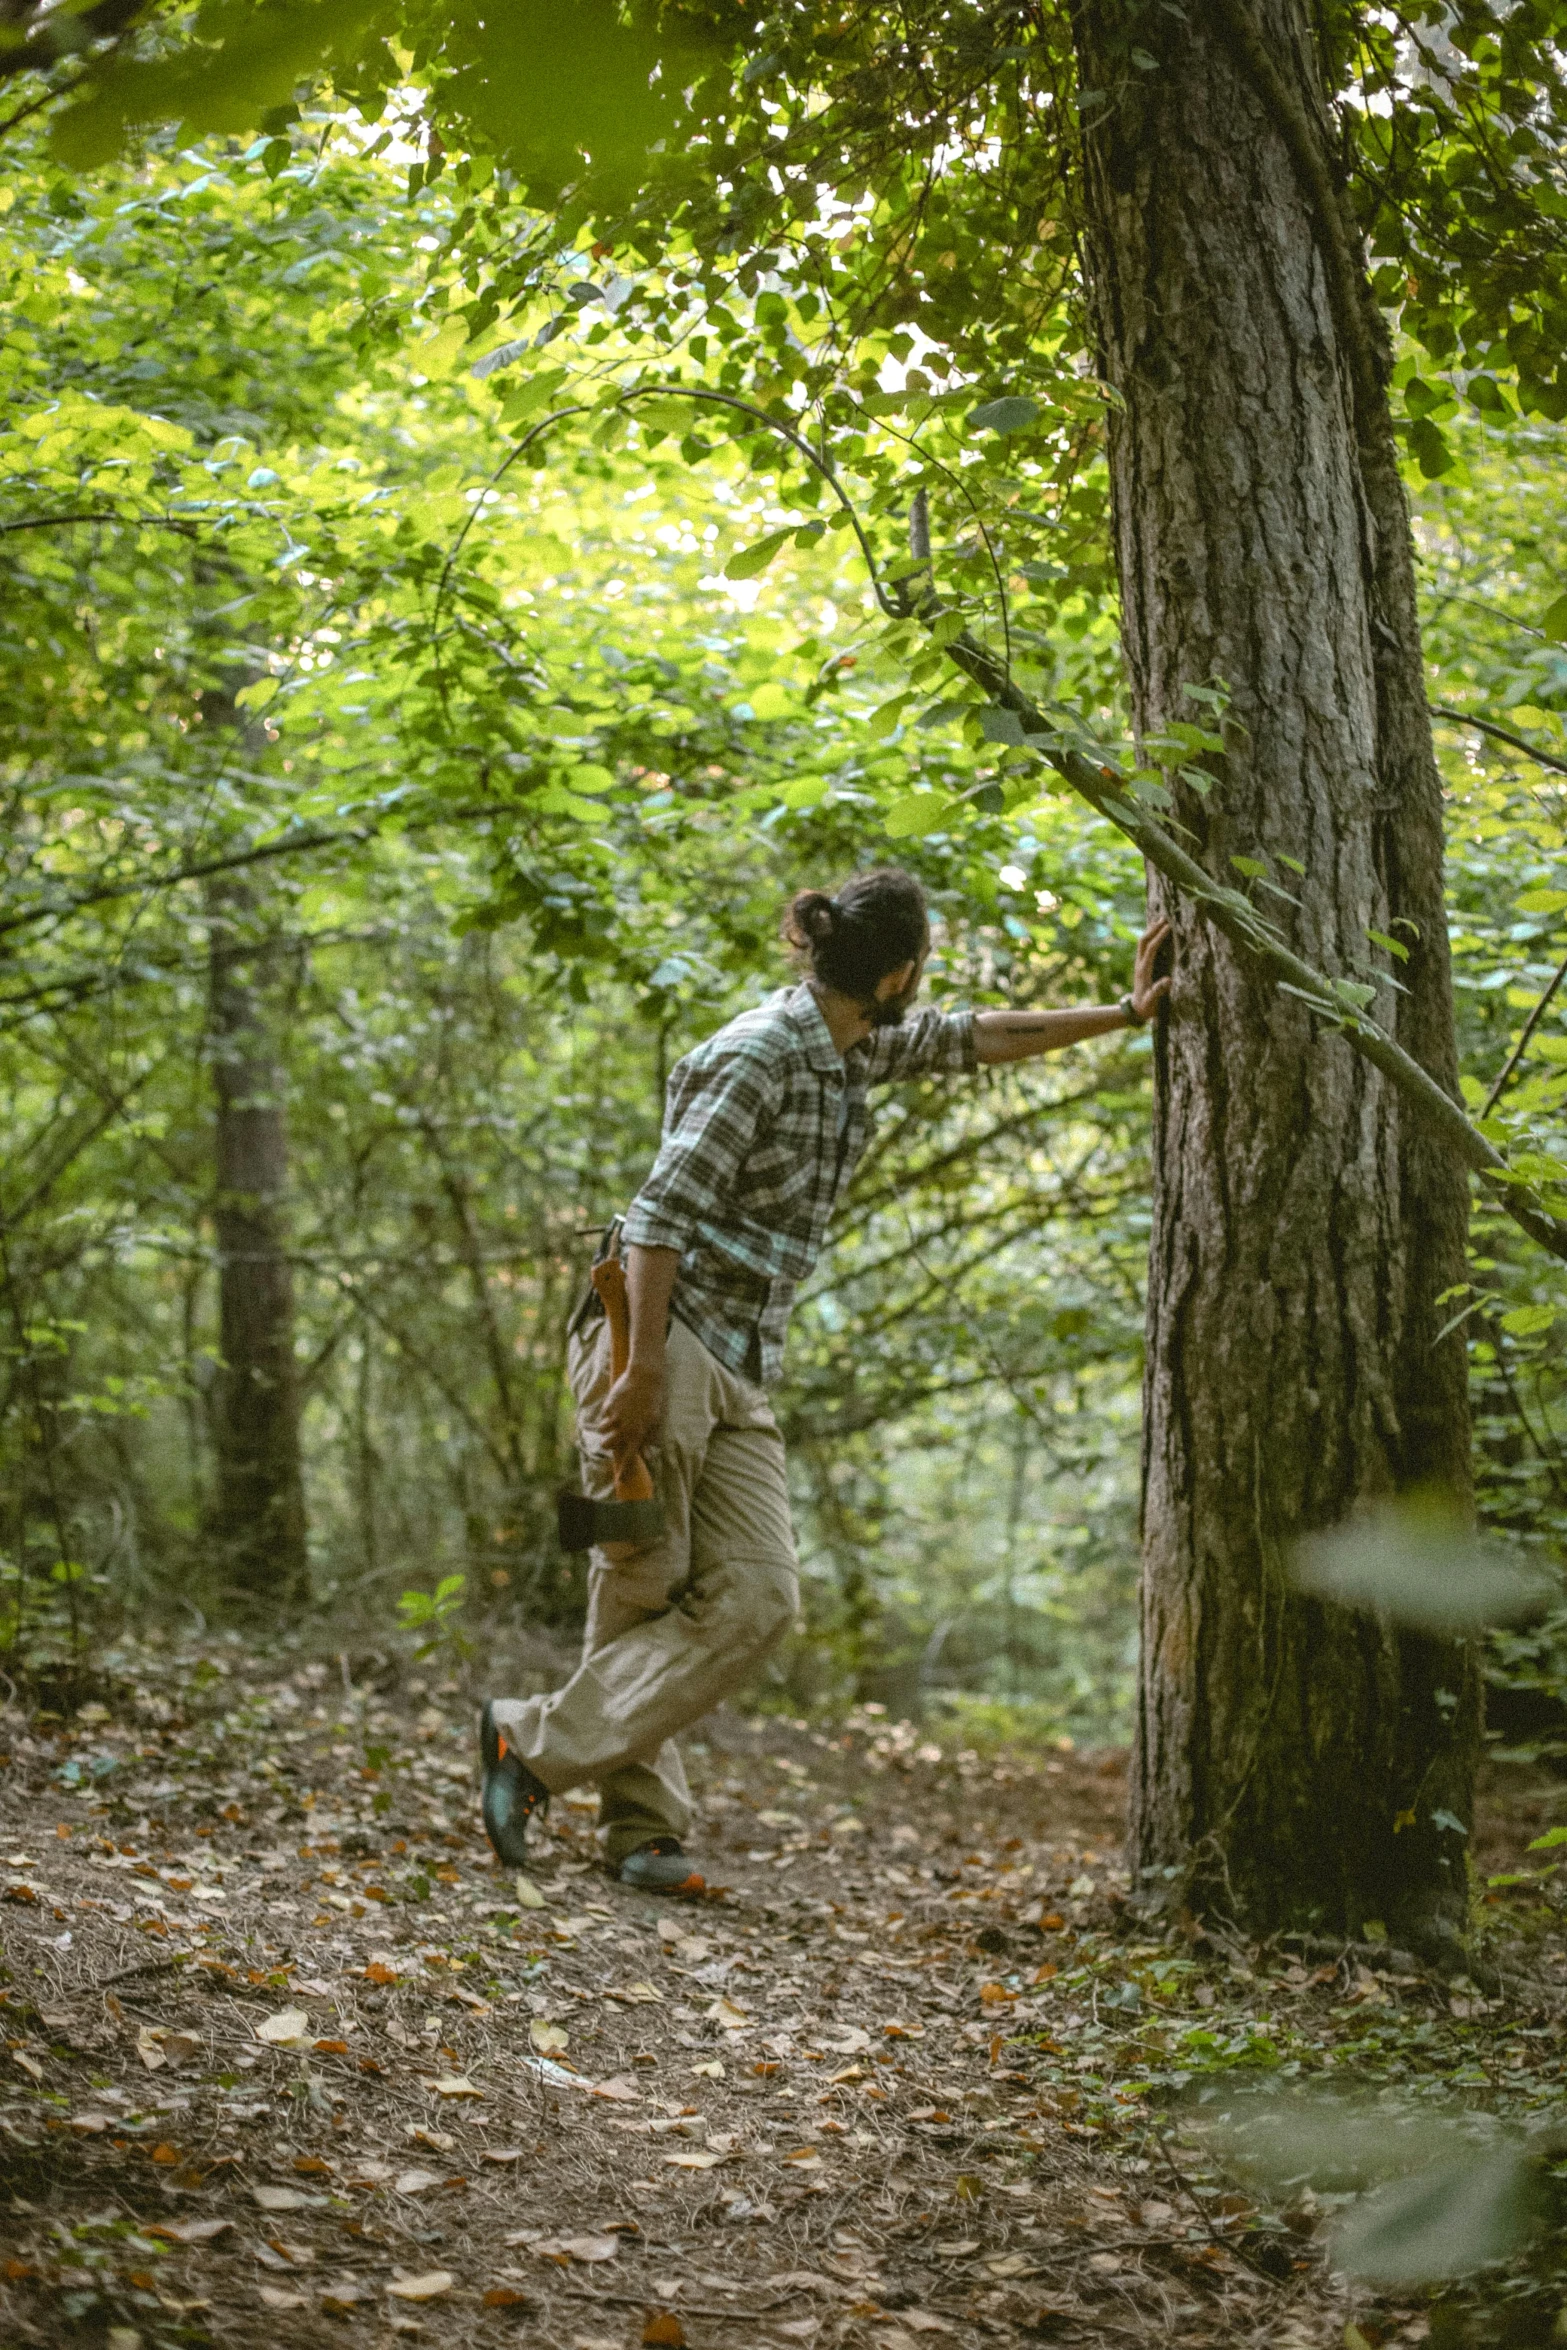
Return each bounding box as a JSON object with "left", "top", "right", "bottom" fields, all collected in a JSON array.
[
  {"left": 479, "top": 1700, "right": 549, "bottom": 1866},
  {"left": 617, "top": 1837, "right": 705, "bottom": 1894}
]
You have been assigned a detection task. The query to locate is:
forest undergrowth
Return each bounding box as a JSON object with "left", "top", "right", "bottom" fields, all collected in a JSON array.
[{"left": 2, "top": 1649, "right": 1566, "bottom": 2350}]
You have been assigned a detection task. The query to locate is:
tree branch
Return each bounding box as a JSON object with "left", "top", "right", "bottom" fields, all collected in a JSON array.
[
  {"left": 1432, "top": 704, "right": 1567, "bottom": 781},
  {"left": 1483, "top": 943, "right": 1567, "bottom": 1117}
]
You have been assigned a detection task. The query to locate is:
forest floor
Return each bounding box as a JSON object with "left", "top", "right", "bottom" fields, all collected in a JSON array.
[{"left": 2, "top": 1641, "right": 1566, "bottom": 2350}]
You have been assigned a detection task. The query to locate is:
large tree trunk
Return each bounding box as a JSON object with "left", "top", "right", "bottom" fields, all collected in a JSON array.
[
  {"left": 207, "top": 879, "right": 308, "bottom": 1604},
  {"left": 1071, "top": 0, "right": 1478, "bottom": 1949}
]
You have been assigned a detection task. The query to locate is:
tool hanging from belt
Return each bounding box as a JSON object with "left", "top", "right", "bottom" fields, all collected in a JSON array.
[{"left": 558, "top": 1227, "right": 668, "bottom": 1555}]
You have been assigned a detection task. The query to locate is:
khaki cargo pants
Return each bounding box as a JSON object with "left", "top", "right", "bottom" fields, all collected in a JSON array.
[{"left": 489, "top": 1312, "right": 799, "bottom": 1864}]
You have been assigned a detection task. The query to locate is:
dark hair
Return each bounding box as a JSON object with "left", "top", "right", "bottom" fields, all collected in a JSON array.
[{"left": 784, "top": 867, "right": 930, "bottom": 1002}]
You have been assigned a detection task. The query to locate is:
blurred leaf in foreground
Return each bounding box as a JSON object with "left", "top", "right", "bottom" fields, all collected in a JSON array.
[
  {"left": 1291, "top": 1500, "right": 1556, "bottom": 1632},
  {"left": 1331, "top": 2145, "right": 1549, "bottom": 2287}
]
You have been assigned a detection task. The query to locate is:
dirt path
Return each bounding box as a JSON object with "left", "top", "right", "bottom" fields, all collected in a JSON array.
[{"left": 0, "top": 1646, "right": 1560, "bottom": 2349}]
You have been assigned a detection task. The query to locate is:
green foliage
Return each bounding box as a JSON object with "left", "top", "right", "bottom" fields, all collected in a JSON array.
[{"left": 396, "top": 1570, "right": 469, "bottom": 1657}]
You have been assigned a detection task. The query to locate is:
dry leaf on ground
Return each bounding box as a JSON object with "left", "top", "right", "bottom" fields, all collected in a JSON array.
[
  {"left": 530, "top": 2018, "right": 568, "bottom": 2053},
  {"left": 389, "top": 2271, "right": 455, "bottom": 2301},
  {"left": 149, "top": 2219, "right": 232, "bottom": 2245},
  {"left": 254, "top": 2007, "right": 312, "bottom": 2047}
]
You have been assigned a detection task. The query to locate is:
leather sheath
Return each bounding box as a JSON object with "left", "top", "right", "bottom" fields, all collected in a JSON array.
[{"left": 556, "top": 1490, "right": 668, "bottom": 1553}]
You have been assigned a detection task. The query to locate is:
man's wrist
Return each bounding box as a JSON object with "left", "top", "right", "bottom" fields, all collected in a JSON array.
[{"left": 1119, "top": 992, "right": 1148, "bottom": 1027}]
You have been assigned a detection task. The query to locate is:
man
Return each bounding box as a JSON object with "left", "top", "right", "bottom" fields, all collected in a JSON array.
[{"left": 480, "top": 866, "right": 1171, "bottom": 1890}]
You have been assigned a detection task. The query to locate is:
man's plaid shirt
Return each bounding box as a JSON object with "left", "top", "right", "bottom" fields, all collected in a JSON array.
[{"left": 623, "top": 983, "right": 976, "bottom": 1387}]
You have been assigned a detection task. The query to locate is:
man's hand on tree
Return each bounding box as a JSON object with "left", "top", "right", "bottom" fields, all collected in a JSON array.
[
  {"left": 602, "top": 1358, "right": 665, "bottom": 1468},
  {"left": 1130, "top": 917, "right": 1174, "bottom": 1021}
]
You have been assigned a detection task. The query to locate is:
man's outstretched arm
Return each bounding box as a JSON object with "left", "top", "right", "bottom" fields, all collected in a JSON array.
[{"left": 974, "top": 917, "right": 1172, "bottom": 1065}]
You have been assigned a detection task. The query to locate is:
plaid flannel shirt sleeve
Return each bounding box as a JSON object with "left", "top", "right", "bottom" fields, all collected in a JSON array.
[
  {"left": 622, "top": 1043, "right": 787, "bottom": 1256},
  {"left": 860, "top": 1003, "right": 977, "bottom": 1085}
]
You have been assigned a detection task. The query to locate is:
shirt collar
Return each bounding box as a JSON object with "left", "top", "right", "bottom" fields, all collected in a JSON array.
[{"left": 784, "top": 983, "right": 846, "bottom": 1076}]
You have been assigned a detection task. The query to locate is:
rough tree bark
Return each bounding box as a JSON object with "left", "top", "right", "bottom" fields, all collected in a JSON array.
[
  {"left": 206, "top": 877, "right": 308, "bottom": 1604},
  {"left": 1071, "top": 0, "right": 1478, "bottom": 1948}
]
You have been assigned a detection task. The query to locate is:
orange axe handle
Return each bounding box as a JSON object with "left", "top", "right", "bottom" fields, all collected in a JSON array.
[{"left": 590, "top": 1256, "right": 655, "bottom": 1558}]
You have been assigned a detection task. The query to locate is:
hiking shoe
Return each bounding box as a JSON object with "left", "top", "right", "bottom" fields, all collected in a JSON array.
[
  {"left": 617, "top": 1837, "right": 705, "bottom": 1894},
  {"left": 479, "top": 1700, "right": 549, "bottom": 1866}
]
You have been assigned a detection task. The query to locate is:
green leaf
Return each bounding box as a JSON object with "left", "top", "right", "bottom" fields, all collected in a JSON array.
[
  {"left": 1498, "top": 1303, "right": 1556, "bottom": 1337},
  {"left": 1541, "top": 594, "right": 1567, "bottom": 644},
  {"left": 1527, "top": 1826, "right": 1567, "bottom": 1851},
  {"left": 725, "top": 528, "right": 794, "bottom": 581},
  {"left": 868, "top": 693, "right": 912, "bottom": 740},
  {"left": 884, "top": 791, "right": 954, "bottom": 839},
  {"left": 968, "top": 396, "right": 1040, "bottom": 436},
  {"left": 1406, "top": 416, "right": 1456, "bottom": 479}
]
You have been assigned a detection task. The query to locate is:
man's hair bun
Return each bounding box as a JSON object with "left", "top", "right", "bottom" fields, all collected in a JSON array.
[
  {"left": 787, "top": 889, "right": 838, "bottom": 946},
  {"left": 782, "top": 868, "right": 929, "bottom": 1004}
]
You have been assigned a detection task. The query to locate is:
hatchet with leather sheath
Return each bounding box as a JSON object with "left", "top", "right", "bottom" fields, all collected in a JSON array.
[{"left": 556, "top": 1254, "right": 668, "bottom": 1556}]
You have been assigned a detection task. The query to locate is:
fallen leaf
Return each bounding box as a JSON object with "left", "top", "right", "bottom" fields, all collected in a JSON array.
[
  {"left": 901, "top": 2317, "right": 953, "bottom": 2335},
  {"left": 408, "top": 2126, "right": 456, "bottom": 2152},
  {"left": 826, "top": 2027, "right": 870, "bottom": 2053},
  {"left": 294, "top": 2155, "right": 333, "bottom": 2176},
  {"left": 151, "top": 2142, "right": 180, "bottom": 2165},
  {"left": 610, "top": 1981, "right": 663, "bottom": 2004},
  {"left": 644, "top": 2315, "right": 687, "bottom": 2348},
  {"left": 784, "top": 2151, "right": 822, "bottom": 2170},
  {"left": 514, "top": 1874, "right": 546, "bottom": 1909},
  {"left": 690, "top": 2059, "right": 725, "bottom": 2081},
  {"left": 591, "top": 2074, "right": 641, "bottom": 2101},
  {"left": 158, "top": 2033, "right": 202, "bottom": 2068},
  {"left": 255, "top": 2008, "right": 312, "bottom": 2048},
  {"left": 986, "top": 2255, "right": 1043, "bottom": 2278},
  {"left": 148, "top": 2219, "right": 233, "bottom": 2245},
  {"left": 70, "top": 2112, "right": 110, "bottom": 2133},
  {"left": 529, "top": 2018, "right": 568, "bottom": 2054},
  {"left": 259, "top": 2285, "right": 309, "bottom": 2311},
  {"left": 322, "top": 2283, "right": 370, "bottom": 2312},
  {"left": 978, "top": 1981, "right": 1016, "bottom": 2005},
  {"left": 483, "top": 2285, "right": 530, "bottom": 2307},
  {"left": 934, "top": 2239, "right": 980, "bottom": 2257},
  {"left": 252, "top": 2186, "right": 314, "bottom": 2213},
  {"left": 776, "top": 2324, "right": 820, "bottom": 2342},
  {"left": 481, "top": 2147, "right": 527, "bottom": 2165},
  {"left": 710, "top": 1997, "right": 749, "bottom": 2030},
  {"left": 393, "top": 2170, "right": 446, "bottom": 2196},
  {"left": 551, "top": 2235, "right": 620, "bottom": 2263},
  {"left": 433, "top": 2074, "right": 482, "bottom": 2099},
  {"left": 365, "top": 1961, "right": 399, "bottom": 1985},
  {"left": 666, "top": 2151, "right": 722, "bottom": 2170},
  {"left": 389, "top": 2271, "right": 454, "bottom": 2301},
  {"left": 954, "top": 2176, "right": 984, "bottom": 2201},
  {"left": 134, "top": 2027, "right": 165, "bottom": 2072},
  {"left": 313, "top": 2037, "right": 350, "bottom": 2055},
  {"left": 882, "top": 2020, "right": 924, "bottom": 2039},
  {"left": 11, "top": 2051, "right": 44, "bottom": 2083}
]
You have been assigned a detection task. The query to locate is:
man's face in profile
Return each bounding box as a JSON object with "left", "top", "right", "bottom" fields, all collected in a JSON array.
[{"left": 869, "top": 946, "right": 928, "bottom": 1027}]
